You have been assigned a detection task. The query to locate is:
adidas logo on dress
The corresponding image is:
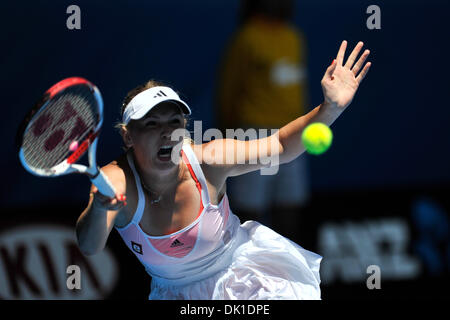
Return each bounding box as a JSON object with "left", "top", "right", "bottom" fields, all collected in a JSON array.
[{"left": 170, "top": 239, "right": 184, "bottom": 247}]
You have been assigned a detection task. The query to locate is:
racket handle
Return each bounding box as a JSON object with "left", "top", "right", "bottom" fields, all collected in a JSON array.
[{"left": 90, "top": 169, "right": 116, "bottom": 198}]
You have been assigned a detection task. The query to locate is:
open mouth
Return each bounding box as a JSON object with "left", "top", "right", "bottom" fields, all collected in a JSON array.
[{"left": 157, "top": 145, "right": 173, "bottom": 161}]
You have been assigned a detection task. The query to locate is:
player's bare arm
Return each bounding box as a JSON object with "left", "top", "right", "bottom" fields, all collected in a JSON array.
[
  {"left": 201, "top": 40, "right": 371, "bottom": 180},
  {"left": 76, "top": 164, "right": 127, "bottom": 255}
]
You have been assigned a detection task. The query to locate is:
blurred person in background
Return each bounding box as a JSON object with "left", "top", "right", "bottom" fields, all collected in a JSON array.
[{"left": 217, "top": 0, "right": 310, "bottom": 240}]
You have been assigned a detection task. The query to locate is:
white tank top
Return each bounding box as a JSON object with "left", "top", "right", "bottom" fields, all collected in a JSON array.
[{"left": 115, "top": 144, "right": 242, "bottom": 284}]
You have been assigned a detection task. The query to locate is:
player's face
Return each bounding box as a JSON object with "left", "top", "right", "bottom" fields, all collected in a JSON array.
[{"left": 128, "top": 102, "right": 186, "bottom": 171}]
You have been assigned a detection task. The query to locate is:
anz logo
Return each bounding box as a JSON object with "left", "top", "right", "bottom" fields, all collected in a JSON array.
[{"left": 318, "top": 218, "right": 421, "bottom": 284}]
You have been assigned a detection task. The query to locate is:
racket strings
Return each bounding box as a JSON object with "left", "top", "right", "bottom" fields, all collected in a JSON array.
[{"left": 22, "top": 85, "right": 98, "bottom": 172}]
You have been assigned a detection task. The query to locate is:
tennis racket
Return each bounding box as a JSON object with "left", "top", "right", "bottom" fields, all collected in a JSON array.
[{"left": 17, "top": 77, "right": 116, "bottom": 198}]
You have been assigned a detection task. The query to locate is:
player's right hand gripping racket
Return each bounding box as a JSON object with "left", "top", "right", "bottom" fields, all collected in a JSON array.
[{"left": 17, "top": 77, "right": 116, "bottom": 198}]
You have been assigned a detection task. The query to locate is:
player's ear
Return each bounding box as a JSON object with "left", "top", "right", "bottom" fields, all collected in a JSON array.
[{"left": 120, "top": 125, "right": 133, "bottom": 148}]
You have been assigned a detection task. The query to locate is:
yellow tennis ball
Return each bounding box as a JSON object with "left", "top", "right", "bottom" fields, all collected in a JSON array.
[{"left": 301, "top": 122, "right": 333, "bottom": 155}]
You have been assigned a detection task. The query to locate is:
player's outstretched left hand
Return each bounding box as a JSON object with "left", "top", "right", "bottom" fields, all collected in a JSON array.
[{"left": 321, "top": 40, "right": 371, "bottom": 110}]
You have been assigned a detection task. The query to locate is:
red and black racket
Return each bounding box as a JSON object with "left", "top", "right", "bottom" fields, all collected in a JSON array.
[{"left": 17, "top": 77, "right": 116, "bottom": 197}]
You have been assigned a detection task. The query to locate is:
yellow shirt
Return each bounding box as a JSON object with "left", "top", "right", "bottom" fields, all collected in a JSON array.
[{"left": 218, "top": 18, "right": 308, "bottom": 129}]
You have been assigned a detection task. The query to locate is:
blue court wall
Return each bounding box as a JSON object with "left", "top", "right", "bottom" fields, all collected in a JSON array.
[{"left": 1, "top": 0, "right": 449, "bottom": 207}]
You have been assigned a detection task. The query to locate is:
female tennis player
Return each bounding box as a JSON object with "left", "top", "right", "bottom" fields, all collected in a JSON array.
[{"left": 76, "top": 40, "right": 371, "bottom": 299}]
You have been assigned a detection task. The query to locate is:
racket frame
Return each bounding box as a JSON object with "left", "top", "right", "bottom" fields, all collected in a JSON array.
[{"left": 18, "top": 77, "right": 116, "bottom": 197}]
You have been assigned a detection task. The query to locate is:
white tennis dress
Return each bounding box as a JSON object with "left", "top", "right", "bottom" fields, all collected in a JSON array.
[{"left": 115, "top": 144, "right": 322, "bottom": 299}]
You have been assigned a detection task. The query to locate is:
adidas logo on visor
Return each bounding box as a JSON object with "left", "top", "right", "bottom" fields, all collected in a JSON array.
[
  {"left": 153, "top": 90, "right": 167, "bottom": 98},
  {"left": 122, "top": 86, "right": 191, "bottom": 125}
]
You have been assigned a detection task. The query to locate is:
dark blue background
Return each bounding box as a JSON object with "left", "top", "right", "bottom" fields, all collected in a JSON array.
[{"left": 2, "top": 0, "right": 449, "bottom": 207}]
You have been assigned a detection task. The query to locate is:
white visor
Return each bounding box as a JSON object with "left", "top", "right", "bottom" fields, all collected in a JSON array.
[{"left": 122, "top": 86, "right": 191, "bottom": 125}]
